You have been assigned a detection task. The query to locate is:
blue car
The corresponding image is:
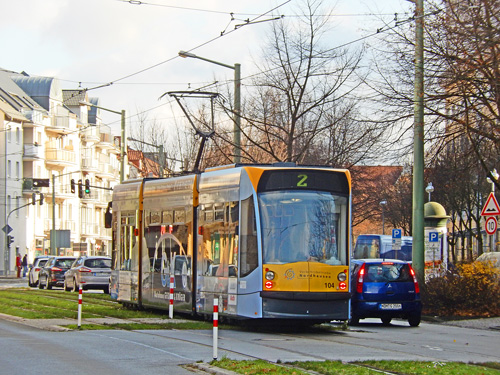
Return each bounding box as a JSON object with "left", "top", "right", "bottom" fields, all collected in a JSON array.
[{"left": 350, "top": 259, "right": 422, "bottom": 327}]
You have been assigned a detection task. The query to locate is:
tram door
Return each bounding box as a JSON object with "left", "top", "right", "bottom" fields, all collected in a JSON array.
[{"left": 116, "top": 211, "right": 139, "bottom": 303}]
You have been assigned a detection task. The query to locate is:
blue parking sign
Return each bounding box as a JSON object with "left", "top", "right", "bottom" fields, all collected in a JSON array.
[
  {"left": 392, "top": 228, "right": 402, "bottom": 239},
  {"left": 429, "top": 231, "right": 439, "bottom": 242}
]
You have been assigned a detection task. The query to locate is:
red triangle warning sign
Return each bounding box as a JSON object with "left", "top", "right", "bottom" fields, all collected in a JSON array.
[{"left": 481, "top": 192, "right": 500, "bottom": 216}]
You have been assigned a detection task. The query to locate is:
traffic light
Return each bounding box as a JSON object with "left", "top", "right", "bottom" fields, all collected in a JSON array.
[
  {"left": 32, "top": 192, "right": 36, "bottom": 205},
  {"left": 71, "top": 179, "right": 75, "bottom": 194},
  {"left": 85, "top": 179, "right": 90, "bottom": 194},
  {"left": 33, "top": 178, "right": 50, "bottom": 188},
  {"left": 39, "top": 193, "right": 44, "bottom": 205},
  {"left": 7, "top": 235, "right": 14, "bottom": 247},
  {"left": 78, "top": 179, "right": 83, "bottom": 198}
]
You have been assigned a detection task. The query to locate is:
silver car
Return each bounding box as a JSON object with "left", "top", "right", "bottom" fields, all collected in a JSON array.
[
  {"left": 64, "top": 256, "right": 112, "bottom": 293},
  {"left": 28, "top": 256, "right": 51, "bottom": 287}
]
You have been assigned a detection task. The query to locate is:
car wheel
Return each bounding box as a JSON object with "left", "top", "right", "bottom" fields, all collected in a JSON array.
[
  {"left": 38, "top": 277, "right": 44, "bottom": 289},
  {"left": 28, "top": 276, "right": 33, "bottom": 287},
  {"left": 63, "top": 279, "right": 70, "bottom": 292},
  {"left": 103, "top": 286, "right": 109, "bottom": 294},
  {"left": 381, "top": 317, "right": 392, "bottom": 325},
  {"left": 72, "top": 278, "right": 79, "bottom": 292},
  {"left": 46, "top": 277, "right": 52, "bottom": 290},
  {"left": 408, "top": 314, "right": 421, "bottom": 327}
]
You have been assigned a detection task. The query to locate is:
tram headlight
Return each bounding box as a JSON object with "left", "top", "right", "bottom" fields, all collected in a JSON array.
[
  {"left": 265, "top": 271, "right": 275, "bottom": 280},
  {"left": 337, "top": 272, "right": 347, "bottom": 282}
]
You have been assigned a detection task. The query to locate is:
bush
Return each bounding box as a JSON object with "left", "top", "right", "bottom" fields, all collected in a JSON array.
[{"left": 422, "top": 262, "right": 500, "bottom": 317}]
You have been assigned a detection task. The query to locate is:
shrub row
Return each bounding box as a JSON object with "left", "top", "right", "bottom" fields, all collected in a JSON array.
[{"left": 422, "top": 262, "right": 500, "bottom": 317}]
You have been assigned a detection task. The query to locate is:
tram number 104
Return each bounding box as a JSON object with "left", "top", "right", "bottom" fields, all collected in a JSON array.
[{"left": 324, "top": 282, "right": 336, "bottom": 288}]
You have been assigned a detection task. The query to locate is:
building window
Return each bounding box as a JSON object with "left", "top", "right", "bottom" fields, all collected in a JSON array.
[
  {"left": 16, "top": 127, "right": 20, "bottom": 144},
  {"left": 16, "top": 162, "right": 20, "bottom": 179},
  {"left": 7, "top": 160, "right": 11, "bottom": 177}
]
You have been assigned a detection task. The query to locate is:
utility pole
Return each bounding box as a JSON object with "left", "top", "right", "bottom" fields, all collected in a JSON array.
[{"left": 412, "top": 0, "right": 425, "bottom": 280}]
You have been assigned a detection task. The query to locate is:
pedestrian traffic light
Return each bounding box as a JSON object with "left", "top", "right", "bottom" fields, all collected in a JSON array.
[
  {"left": 71, "top": 179, "right": 75, "bottom": 194},
  {"left": 78, "top": 179, "right": 83, "bottom": 198},
  {"left": 85, "top": 179, "right": 90, "bottom": 194},
  {"left": 32, "top": 192, "right": 36, "bottom": 205},
  {"left": 39, "top": 193, "right": 44, "bottom": 205},
  {"left": 7, "top": 235, "right": 14, "bottom": 247}
]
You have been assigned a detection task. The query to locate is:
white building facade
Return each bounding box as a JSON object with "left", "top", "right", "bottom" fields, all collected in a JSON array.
[{"left": 0, "top": 69, "right": 124, "bottom": 275}]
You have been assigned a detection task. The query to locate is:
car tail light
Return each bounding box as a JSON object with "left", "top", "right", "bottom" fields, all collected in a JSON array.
[
  {"left": 51, "top": 267, "right": 62, "bottom": 272},
  {"left": 356, "top": 264, "right": 366, "bottom": 293},
  {"left": 409, "top": 265, "right": 420, "bottom": 294},
  {"left": 34, "top": 267, "right": 41, "bottom": 272},
  {"left": 79, "top": 267, "right": 92, "bottom": 273}
]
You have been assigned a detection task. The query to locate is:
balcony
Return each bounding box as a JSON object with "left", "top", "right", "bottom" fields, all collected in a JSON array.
[
  {"left": 81, "top": 125, "right": 100, "bottom": 143},
  {"left": 81, "top": 223, "right": 99, "bottom": 237},
  {"left": 82, "top": 157, "right": 99, "bottom": 173},
  {"left": 45, "top": 148, "right": 77, "bottom": 167},
  {"left": 44, "top": 219, "right": 76, "bottom": 232},
  {"left": 46, "top": 115, "right": 75, "bottom": 135},
  {"left": 96, "top": 162, "right": 119, "bottom": 179},
  {"left": 23, "top": 143, "right": 44, "bottom": 160},
  {"left": 97, "top": 127, "right": 120, "bottom": 153}
]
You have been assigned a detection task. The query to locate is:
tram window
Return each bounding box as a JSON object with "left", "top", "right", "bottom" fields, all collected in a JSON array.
[
  {"left": 119, "top": 213, "right": 136, "bottom": 271},
  {"left": 240, "top": 196, "right": 258, "bottom": 277},
  {"left": 259, "top": 191, "right": 347, "bottom": 265},
  {"left": 198, "top": 201, "right": 239, "bottom": 278},
  {"left": 162, "top": 211, "right": 173, "bottom": 223},
  {"left": 151, "top": 211, "right": 161, "bottom": 224},
  {"left": 174, "top": 210, "right": 186, "bottom": 224}
]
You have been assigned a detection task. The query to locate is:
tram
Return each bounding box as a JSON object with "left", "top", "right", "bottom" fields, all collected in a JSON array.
[{"left": 107, "top": 163, "right": 352, "bottom": 323}]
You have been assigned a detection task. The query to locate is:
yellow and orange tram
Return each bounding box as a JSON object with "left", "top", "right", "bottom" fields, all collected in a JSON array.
[{"left": 108, "top": 164, "right": 352, "bottom": 323}]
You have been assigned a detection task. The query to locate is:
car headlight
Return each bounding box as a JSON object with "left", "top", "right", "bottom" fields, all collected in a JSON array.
[
  {"left": 265, "top": 271, "right": 275, "bottom": 280},
  {"left": 337, "top": 272, "right": 347, "bottom": 282}
]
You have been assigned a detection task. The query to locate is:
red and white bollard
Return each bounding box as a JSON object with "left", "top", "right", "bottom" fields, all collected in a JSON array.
[
  {"left": 213, "top": 297, "right": 218, "bottom": 360},
  {"left": 77, "top": 285, "right": 83, "bottom": 329},
  {"left": 169, "top": 275, "right": 174, "bottom": 319}
]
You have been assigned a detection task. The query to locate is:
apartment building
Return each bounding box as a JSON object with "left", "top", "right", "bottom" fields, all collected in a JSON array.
[{"left": 0, "top": 69, "right": 124, "bottom": 275}]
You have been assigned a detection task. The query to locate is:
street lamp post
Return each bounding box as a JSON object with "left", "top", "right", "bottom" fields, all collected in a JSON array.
[
  {"left": 380, "top": 200, "right": 387, "bottom": 235},
  {"left": 426, "top": 182, "right": 434, "bottom": 202},
  {"left": 178, "top": 51, "right": 241, "bottom": 163},
  {"left": 80, "top": 102, "right": 127, "bottom": 183}
]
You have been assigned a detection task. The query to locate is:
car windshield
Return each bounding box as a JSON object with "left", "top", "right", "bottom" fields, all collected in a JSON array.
[
  {"left": 259, "top": 190, "right": 347, "bottom": 265},
  {"left": 38, "top": 259, "right": 48, "bottom": 267},
  {"left": 55, "top": 259, "right": 75, "bottom": 268},
  {"left": 84, "top": 259, "right": 111, "bottom": 268},
  {"left": 365, "top": 263, "right": 412, "bottom": 283}
]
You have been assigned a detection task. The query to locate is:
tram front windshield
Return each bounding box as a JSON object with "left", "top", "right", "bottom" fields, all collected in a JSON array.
[{"left": 259, "top": 190, "right": 348, "bottom": 265}]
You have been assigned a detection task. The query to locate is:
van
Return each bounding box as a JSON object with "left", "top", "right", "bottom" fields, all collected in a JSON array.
[{"left": 353, "top": 234, "right": 412, "bottom": 261}]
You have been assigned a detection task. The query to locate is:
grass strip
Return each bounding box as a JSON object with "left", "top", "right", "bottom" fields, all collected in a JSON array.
[
  {"left": 355, "top": 360, "right": 500, "bottom": 375},
  {"left": 64, "top": 321, "right": 215, "bottom": 331},
  {"left": 211, "top": 359, "right": 312, "bottom": 375}
]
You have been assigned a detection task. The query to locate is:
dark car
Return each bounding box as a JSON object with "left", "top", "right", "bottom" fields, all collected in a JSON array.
[
  {"left": 38, "top": 256, "right": 76, "bottom": 289},
  {"left": 64, "top": 256, "right": 112, "bottom": 293},
  {"left": 28, "top": 256, "right": 51, "bottom": 287},
  {"left": 350, "top": 259, "right": 422, "bottom": 327}
]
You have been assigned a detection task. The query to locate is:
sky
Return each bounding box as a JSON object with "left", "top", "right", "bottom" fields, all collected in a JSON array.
[{"left": 1, "top": 0, "right": 414, "bottom": 140}]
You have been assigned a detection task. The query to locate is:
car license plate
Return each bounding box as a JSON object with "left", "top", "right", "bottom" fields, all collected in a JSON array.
[{"left": 380, "top": 303, "right": 402, "bottom": 310}]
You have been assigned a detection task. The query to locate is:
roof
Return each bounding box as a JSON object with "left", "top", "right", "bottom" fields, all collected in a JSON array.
[
  {"left": 62, "top": 90, "right": 86, "bottom": 106},
  {"left": 11, "top": 75, "right": 63, "bottom": 111},
  {"left": 0, "top": 69, "right": 41, "bottom": 113}
]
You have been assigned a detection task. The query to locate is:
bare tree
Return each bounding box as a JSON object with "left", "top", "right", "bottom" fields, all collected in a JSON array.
[{"left": 208, "top": 0, "right": 388, "bottom": 167}]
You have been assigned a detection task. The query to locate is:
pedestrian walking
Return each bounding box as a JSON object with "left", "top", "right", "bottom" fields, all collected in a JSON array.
[
  {"left": 22, "top": 254, "right": 28, "bottom": 277},
  {"left": 16, "top": 253, "right": 22, "bottom": 278}
]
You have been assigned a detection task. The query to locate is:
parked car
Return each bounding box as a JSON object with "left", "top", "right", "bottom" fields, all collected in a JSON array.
[
  {"left": 27, "top": 256, "right": 51, "bottom": 287},
  {"left": 475, "top": 252, "right": 500, "bottom": 270},
  {"left": 350, "top": 259, "right": 422, "bottom": 327},
  {"left": 64, "top": 256, "right": 112, "bottom": 293},
  {"left": 38, "top": 256, "right": 76, "bottom": 290}
]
